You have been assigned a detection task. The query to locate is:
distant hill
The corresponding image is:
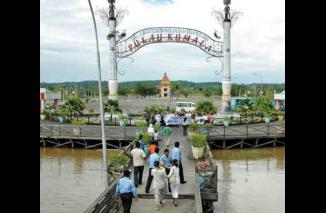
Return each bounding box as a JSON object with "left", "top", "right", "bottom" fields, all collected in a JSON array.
[{"left": 40, "top": 80, "right": 285, "bottom": 94}]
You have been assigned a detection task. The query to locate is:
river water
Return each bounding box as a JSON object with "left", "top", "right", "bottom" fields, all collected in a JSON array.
[{"left": 40, "top": 147, "right": 284, "bottom": 213}]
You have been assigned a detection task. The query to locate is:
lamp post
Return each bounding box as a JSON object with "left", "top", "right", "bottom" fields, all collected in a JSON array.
[
  {"left": 87, "top": 0, "right": 108, "bottom": 188},
  {"left": 253, "top": 73, "right": 263, "bottom": 96}
]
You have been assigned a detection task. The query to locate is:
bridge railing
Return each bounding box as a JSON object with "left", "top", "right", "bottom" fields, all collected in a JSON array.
[
  {"left": 84, "top": 172, "right": 123, "bottom": 213},
  {"left": 40, "top": 124, "right": 137, "bottom": 140},
  {"left": 86, "top": 140, "right": 136, "bottom": 213},
  {"left": 207, "top": 122, "right": 285, "bottom": 139},
  {"left": 195, "top": 173, "right": 203, "bottom": 213}
]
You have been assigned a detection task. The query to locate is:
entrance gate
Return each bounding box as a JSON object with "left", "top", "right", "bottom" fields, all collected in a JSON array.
[{"left": 106, "top": 0, "right": 232, "bottom": 113}]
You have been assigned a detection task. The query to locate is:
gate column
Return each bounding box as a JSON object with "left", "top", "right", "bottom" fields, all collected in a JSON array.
[
  {"left": 221, "top": 0, "right": 232, "bottom": 113},
  {"left": 108, "top": 1, "right": 118, "bottom": 101}
]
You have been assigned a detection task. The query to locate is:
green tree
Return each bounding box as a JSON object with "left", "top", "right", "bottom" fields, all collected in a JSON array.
[
  {"left": 195, "top": 100, "right": 217, "bottom": 115},
  {"left": 118, "top": 87, "right": 129, "bottom": 96},
  {"left": 255, "top": 96, "right": 274, "bottom": 116},
  {"left": 172, "top": 83, "right": 181, "bottom": 99},
  {"left": 104, "top": 100, "right": 122, "bottom": 120},
  {"left": 180, "top": 89, "right": 189, "bottom": 98},
  {"left": 59, "top": 96, "right": 85, "bottom": 120},
  {"left": 204, "top": 88, "right": 213, "bottom": 97},
  {"left": 135, "top": 83, "right": 158, "bottom": 97}
]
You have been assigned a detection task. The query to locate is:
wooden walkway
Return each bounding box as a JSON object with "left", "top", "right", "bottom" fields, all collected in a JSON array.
[{"left": 125, "top": 127, "right": 198, "bottom": 212}]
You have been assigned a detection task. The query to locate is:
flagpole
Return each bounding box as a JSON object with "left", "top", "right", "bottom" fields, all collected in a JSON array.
[{"left": 87, "top": 0, "right": 109, "bottom": 188}]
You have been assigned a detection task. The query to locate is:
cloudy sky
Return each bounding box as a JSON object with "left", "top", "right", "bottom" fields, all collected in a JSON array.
[{"left": 40, "top": 0, "right": 284, "bottom": 84}]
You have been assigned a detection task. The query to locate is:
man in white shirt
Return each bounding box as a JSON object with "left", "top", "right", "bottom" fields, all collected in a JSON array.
[
  {"left": 130, "top": 142, "right": 146, "bottom": 187},
  {"left": 151, "top": 161, "right": 167, "bottom": 210},
  {"left": 147, "top": 124, "right": 155, "bottom": 135}
]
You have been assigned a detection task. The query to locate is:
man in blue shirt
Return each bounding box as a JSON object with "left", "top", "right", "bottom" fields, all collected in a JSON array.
[
  {"left": 138, "top": 134, "right": 145, "bottom": 151},
  {"left": 145, "top": 147, "right": 160, "bottom": 193},
  {"left": 172, "top": 141, "right": 186, "bottom": 184},
  {"left": 160, "top": 148, "right": 172, "bottom": 192},
  {"left": 116, "top": 170, "right": 138, "bottom": 213}
]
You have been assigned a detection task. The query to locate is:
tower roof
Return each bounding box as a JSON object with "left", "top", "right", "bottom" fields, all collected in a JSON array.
[{"left": 161, "top": 73, "right": 170, "bottom": 82}]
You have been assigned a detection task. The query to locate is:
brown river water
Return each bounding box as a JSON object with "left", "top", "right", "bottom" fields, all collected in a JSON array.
[{"left": 40, "top": 147, "right": 284, "bottom": 213}]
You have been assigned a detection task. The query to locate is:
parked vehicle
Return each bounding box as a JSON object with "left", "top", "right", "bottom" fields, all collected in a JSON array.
[{"left": 176, "top": 102, "right": 196, "bottom": 113}]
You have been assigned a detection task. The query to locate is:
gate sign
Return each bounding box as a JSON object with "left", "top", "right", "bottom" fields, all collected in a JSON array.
[{"left": 116, "top": 27, "right": 223, "bottom": 58}]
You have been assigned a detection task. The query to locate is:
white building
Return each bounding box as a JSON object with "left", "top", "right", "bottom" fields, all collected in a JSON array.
[{"left": 274, "top": 91, "right": 285, "bottom": 111}]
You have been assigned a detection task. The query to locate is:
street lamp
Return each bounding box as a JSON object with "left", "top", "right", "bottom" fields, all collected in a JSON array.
[
  {"left": 253, "top": 73, "right": 263, "bottom": 96},
  {"left": 87, "top": 0, "right": 108, "bottom": 189}
]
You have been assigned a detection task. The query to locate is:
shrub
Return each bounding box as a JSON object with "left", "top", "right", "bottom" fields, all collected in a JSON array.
[
  {"left": 189, "top": 122, "right": 200, "bottom": 132},
  {"left": 71, "top": 119, "right": 86, "bottom": 125},
  {"left": 109, "top": 154, "right": 130, "bottom": 168},
  {"left": 143, "top": 132, "right": 153, "bottom": 145},
  {"left": 135, "top": 121, "right": 147, "bottom": 127},
  {"left": 190, "top": 134, "right": 207, "bottom": 147}
]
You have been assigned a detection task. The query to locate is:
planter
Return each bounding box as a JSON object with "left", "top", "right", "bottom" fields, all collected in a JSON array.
[
  {"left": 197, "top": 169, "right": 215, "bottom": 190},
  {"left": 278, "top": 115, "right": 284, "bottom": 121},
  {"left": 58, "top": 116, "right": 64, "bottom": 123},
  {"left": 200, "top": 128, "right": 209, "bottom": 135},
  {"left": 223, "top": 120, "right": 230, "bottom": 126},
  {"left": 192, "top": 146, "right": 205, "bottom": 159},
  {"left": 119, "top": 120, "right": 126, "bottom": 127},
  {"left": 264, "top": 117, "right": 271, "bottom": 123},
  {"left": 40, "top": 114, "right": 46, "bottom": 120}
]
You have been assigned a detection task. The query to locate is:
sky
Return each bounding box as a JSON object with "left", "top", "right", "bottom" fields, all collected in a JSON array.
[{"left": 40, "top": 0, "right": 285, "bottom": 84}]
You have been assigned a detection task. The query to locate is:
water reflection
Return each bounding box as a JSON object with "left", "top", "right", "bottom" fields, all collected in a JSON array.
[
  {"left": 40, "top": 148, "right": 120, "bottom": 213},
  {"left": 212, "top": 147, "right": 285, "bottom": 213}
]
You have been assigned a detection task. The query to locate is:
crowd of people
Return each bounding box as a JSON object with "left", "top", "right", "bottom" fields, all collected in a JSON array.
[{"left": 116, "top": 121, "right": 188, "bottom": 212}]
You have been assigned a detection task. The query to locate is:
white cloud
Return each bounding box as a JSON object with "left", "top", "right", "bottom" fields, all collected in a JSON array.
[{"left": 40, "top": 0, "right": 284, "bottom": 83}]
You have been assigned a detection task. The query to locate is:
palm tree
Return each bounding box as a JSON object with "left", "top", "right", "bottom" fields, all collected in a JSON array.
[
  {"left": 59, "top": 96, "right": 85, "bottom": 120},
  {"left": 104, "top": 100, "right": 122, "bottom": 121}
]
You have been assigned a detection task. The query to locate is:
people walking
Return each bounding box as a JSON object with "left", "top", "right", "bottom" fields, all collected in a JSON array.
[
  {"left": 167, "top": 159, "right": 180, "bottom": 206},
  {"left": 162, "top": 125, "right": 172, "bottom": 147},
  {"left": 149, "top": 141, "right": 158, "bottom": 155},
  {"left": 172, "top": 141, "right": 186, "bottom": 184},
  {"left": 160, "top": 148, "right": 172, "bottom": 192},
  {"left": 182, "top": 117, "right": 188, "bottom": 136},
  {"left": 145, "top": 147, "right": 160, "bottom": 193},
  {"left": 115, "top": 169, "right": 138, "bottom": 213},
  {"left": 151, "top": 160, "right": 167, "bottom": 210},
  {"left": 130, "top": 142, "right": 146, "bottom": 187}
]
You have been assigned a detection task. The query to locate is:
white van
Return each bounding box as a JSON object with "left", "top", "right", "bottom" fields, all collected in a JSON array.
[{"left": 176, "top": 102, "right": 196, "bottom": 113}]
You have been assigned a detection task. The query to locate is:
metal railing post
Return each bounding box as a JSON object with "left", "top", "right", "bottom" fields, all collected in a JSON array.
[
  {"left": 88, "top": 115, "right": 90, "bottom": 124},
  {"left": 114, "top": 117, "right": 117, "bottom": 126},
  {"left": 79, "top": 126, "right": 82, "bottom": 137},
  {"left": 50, "top": 126, "right": 53, "bottom": 137},
  {"left": 246, "top": 124, "right": 249, "bottom": 137},
  {"left": 58, "top": 125, "right": 61, "bottom": 136},
  {"left": 267, "top": 123, "right": 270, "bottom": 136}
]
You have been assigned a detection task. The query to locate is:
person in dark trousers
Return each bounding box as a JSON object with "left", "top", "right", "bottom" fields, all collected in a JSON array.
[
  {"left": 171, "top": 141, "right": 186, "bottom": 184},
  {"left": 130, "top": 142, "right": 146, "bottom": 187},
  {"left": 182, "top": 117, "right": 188, "bottom": 136},
  {"left": 145, "top": 147, "right": 160, "bottom": 193},
  {"left": 115, "top": 169, "right": 138, "bottom": 213},
  {"left": 160, "top": 116, "right": 165, "bottom": 135},
  {"left": 160, "top": 148, "right": 172, "bottom": 192}
]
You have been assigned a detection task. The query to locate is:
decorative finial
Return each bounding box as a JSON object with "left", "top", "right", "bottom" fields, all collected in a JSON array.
[
  {"left": 108, "top": 0, "right": 115, "bottom": 19},
  {"left": 224, "top": 0, "right": 231, "bottom": 20}
]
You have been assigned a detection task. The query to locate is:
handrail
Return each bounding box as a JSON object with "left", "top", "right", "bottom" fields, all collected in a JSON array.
[
  {"left": 195, "top": 173, "right": 203, "bottom": 213},
  {"left": 84, "top": 172, "right": 123, "bottom": 213}
]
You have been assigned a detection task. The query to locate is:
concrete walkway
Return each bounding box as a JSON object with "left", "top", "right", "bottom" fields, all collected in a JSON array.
[{"left": 127, "top": 127, "right": 197, "bottom": 212}]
